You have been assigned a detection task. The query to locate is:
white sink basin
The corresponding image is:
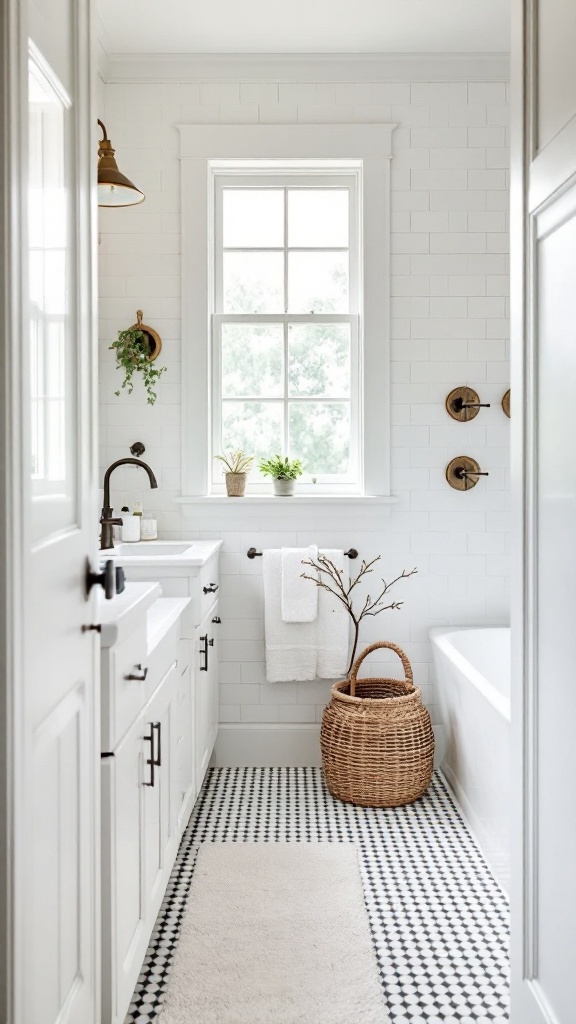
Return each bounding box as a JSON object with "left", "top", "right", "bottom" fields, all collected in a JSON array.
[
  {"left": 107, "top": 539, "right": 222, "bottom": 569},
  {"left": 114, "top": 542, "right": 193, "bottom": 557}
]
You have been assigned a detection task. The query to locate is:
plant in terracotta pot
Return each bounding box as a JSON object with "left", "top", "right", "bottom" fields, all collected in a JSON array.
[
  {"left": 110, "top": 327, "right": 166, "bottom": 405},
  {"left": 214, "top": 449, "right": 255, "bottom": 496},
  {"left": 259, "top": 455, "right": 304, "bottom": 496}
]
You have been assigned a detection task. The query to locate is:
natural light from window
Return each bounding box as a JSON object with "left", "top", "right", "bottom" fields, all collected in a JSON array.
[{"left": 212, "top": 173, "right": 360, "bottom": 491}]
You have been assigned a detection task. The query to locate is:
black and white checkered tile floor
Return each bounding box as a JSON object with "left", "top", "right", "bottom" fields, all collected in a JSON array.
[{"left": 125, "top": 768, "right": 509, "bottom": 1024}]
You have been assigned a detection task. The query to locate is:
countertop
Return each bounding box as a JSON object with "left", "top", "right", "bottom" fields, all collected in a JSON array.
[
  {"left": 109, "top": 538, "right": 222, "bottom": 567},
  {"left": 98, "top": 582, "right": 161, "bottom": 648}
]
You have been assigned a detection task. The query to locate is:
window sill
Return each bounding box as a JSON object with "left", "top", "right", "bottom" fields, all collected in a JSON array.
[{"left": 175, "top": 494, "right": 398, "bottom": 506}]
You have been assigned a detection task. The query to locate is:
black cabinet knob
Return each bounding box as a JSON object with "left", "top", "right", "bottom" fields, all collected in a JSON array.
[{"left": 203, "top": 583, "right": 219, "bottom": 594}]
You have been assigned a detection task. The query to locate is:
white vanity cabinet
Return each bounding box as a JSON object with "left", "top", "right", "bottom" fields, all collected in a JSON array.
[
  {"left": 100, "top": 587, "right": 192, "bottom": 1024},
  {"left": 100, "top": 543, "right": 222, "bottom": 1024}
]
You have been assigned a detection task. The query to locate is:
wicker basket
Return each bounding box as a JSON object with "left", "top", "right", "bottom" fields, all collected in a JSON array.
[{"left": 321, "top": 641, "right": 434, "bottom": 808}]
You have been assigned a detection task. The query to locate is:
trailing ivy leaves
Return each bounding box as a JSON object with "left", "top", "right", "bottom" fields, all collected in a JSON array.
[{"left": 110, "top": 328, "right": 167, "bottom": 405}]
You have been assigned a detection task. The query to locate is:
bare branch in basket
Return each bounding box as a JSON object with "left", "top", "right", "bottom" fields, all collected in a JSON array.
[{"left": 300, "top": 556, "right": 418, "bottom": 673}]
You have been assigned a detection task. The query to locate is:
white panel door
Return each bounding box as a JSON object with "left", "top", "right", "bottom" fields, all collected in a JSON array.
[
  {"left": 511, "top": 3, "right": 576, "bottom": 1022},
  {"left": 0, "top": 0, "right": 99, "bottom": 1021}
]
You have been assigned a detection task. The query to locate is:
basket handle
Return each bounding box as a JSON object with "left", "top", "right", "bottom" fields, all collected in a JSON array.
[{"left": 349, "top": 641, "right": 413, "bottom": 697}]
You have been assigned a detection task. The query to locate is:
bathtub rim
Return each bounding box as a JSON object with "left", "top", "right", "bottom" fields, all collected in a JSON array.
[{"left": 430, "top": 626, "right": 511, "bottom": 723}]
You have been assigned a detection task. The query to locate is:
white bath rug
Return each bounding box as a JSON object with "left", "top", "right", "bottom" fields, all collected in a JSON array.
[{"left": 158, "top": 842, "right": 389, "bottom": 1024}]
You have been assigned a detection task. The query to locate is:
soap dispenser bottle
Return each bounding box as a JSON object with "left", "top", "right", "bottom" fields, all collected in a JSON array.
[{"left": 121, "top": 505, "right": 140, "bottom": 543}]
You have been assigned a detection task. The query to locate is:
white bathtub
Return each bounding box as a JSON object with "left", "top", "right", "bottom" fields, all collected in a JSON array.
[{"left": 430, "top": 627, "right": 510, "bottom": 892}]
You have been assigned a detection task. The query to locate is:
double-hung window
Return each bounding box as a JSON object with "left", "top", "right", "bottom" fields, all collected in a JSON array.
[
  {"left": 211, "top": 169, "right": 361, "bottom": 494},
  {"left": 179, "top": 124, "right": 394, "bottom": 500}
]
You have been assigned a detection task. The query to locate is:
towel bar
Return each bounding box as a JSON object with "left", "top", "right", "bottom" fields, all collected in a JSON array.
[{"left": 247, "top": 546, "right": 358, "bottom": 560}]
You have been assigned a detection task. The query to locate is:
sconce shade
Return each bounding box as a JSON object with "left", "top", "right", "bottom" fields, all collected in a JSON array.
[{"left": 97, "top": 119, "right": 145, "bottom": 207}]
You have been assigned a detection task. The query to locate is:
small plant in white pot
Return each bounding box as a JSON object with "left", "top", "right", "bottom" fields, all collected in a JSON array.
[
  {"left": 214, "top": 449, "right": 255, "bottom": 497},
  {"left": 259, "top": 455, "right": 304, "bottom": 496}
]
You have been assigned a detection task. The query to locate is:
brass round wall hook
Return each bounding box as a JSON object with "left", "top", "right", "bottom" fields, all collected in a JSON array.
[
  {"left": 502, "top": 389, "right": 510, "bottom": 418},
  {"left": 445, "top": 386, "right": 490, "bottom": 422},
  {"left": 129, "top": 309, "right": 162, "bottom": 362},
  {"left": 446, "top": 456, "right": 489, "bottom": 491}
]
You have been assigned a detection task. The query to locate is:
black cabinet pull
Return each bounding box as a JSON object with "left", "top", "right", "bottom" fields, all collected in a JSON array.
[
  {"left": 125, "top": 663, "right": 148, "bottom": 681},
  {"left": 200, "top": 634, "right": 209, "bottom": 671},
  {"left": 144, "top": 726, "right": 155, "bottom": 787},
  {"left": 211, "top": 616, "right": 221, "bottom": 624},
  {"left": 203, "top": 583, "right": 219, "bottom": 595},
  {"left": 153, "top": 721, "right": 161, "bottom": 767}
]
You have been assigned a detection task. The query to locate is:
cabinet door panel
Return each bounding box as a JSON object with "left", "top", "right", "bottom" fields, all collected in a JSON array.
[
  {"left": 195, "top": 605, "right": 219, "bottom": 790},
  {"left": 143, "top": 662, "right": 177, "bottom": 905}
]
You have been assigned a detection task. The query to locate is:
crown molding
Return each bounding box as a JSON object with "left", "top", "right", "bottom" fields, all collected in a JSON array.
[{"left": 100, "top": 51, "right": 509, "bottom": 85}]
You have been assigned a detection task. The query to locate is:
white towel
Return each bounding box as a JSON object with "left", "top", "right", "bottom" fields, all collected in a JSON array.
[
  {"left": 281, "top": 545, "right": 318, "bottom": 622},
  {"left": 263, "top": 550, "right": 317, "bottom": 682},
  {"left": 316, "top": 550, "right": 350, "bottom": 679}
]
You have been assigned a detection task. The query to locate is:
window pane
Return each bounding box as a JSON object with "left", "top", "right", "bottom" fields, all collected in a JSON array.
[
  {"left": 223, "top": 189, "right": 284, "bottom": 248},
  {"left": 222, "top": 401, "right": 283, "bottom": 465},
  {"left": 288, "top": 189, "right": 349, "bottom": 248},
  {"left": 223, "top": 252, "right": 284, "bottom": 313},
  {"left": 222, "top": 324, "right": 284, "bottom": 397},
  {"left": 288, "top": 252, "right": 349, "bottom": 313},
  {"left": 289, "top": 402, "right": 350, "bottom": 475},
  {"left": 288, "top": 324, "right": 350, "bottom": 397}
]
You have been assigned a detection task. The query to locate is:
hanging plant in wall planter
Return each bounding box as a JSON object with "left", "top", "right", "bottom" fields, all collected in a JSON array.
[
  {"left": 110, "top": 310, "right": 167, "bottom": 405},
  {"left": 259, "top": 455, "right": 304, "bottom": 496}
]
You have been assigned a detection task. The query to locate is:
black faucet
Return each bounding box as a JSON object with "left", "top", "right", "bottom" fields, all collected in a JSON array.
[{"left": 100, "top": 457, "right": 158, "bottom": 550}]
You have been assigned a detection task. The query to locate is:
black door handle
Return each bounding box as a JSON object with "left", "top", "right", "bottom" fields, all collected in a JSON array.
[
  {"left": 203, "top": 583, "right": 219, "bottom": 594},
  {"left": 115, "top": 565, "right": 126, "bottom": 594},
  {"left": 86, "top": 558, "right": 115, "bottom": 600}
]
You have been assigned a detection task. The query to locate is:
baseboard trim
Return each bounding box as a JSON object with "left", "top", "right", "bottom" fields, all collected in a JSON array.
[{"left": 214, "top": 724, "right": 322, "bottom": 767}]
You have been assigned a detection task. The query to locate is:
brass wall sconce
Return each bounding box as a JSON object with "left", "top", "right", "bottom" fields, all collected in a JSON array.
[
  {"left": 445, "top": 386, "right": 491, "bottom": 422},
  {"left": 446, "top": 456, "right": 489, "bottom": 491},
  {"left": 97, "top": 119, "right": 145, "bottom": 208},
  {"left": 130, "top": 310, "right": 162, "bottom": 361},
  {"left": 502, "top": 389, "right": 510, "bottom": 418}
]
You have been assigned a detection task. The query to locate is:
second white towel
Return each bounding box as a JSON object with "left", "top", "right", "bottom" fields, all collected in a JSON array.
[
  {"left": 264, "top": 550, "right": 317, "bottom": 682},
  {"left": 281, "top": 545, "right": 318, "bottom": 622},
  {"left": 317, "top": 549, "right": 350, "bottom": 679}
]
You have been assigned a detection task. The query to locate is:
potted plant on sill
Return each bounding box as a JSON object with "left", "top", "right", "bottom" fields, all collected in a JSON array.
[
  {"left": 259, "top": 455, "right": 304, "bottom": 496},
  {"left": 214, "top": 449, "right": 255, "bottom": 497}
]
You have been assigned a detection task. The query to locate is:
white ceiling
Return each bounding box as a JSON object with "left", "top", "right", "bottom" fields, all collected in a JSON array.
[{"left": 97, "top": 0, "right": 509, "bottom": 56}]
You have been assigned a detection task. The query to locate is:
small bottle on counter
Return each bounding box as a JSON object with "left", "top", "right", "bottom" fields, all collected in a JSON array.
[
  {"left": 133, "top": 500, "right": 143, "bottom": 517},
  {"left": 140, "top": 513, "right": 158, "bottom": 541},
  {"left": 121, "top": 505, "right": 140, "bottom": 543}
]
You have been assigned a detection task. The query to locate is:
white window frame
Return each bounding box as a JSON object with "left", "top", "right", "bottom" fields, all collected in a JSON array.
[
  {"left": 212, "top": 170, "right": 361, "bottom": 494},
  {"left": 179, "top": 123, "right": 395, "bottom": 499}
]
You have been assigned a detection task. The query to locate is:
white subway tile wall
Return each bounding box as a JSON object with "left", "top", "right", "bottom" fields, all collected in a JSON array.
[{"left": 98, "top": 78, "right": 510, "bottom": 755}]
